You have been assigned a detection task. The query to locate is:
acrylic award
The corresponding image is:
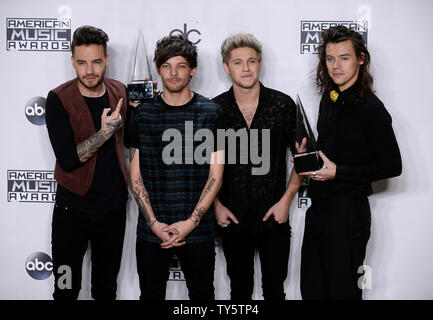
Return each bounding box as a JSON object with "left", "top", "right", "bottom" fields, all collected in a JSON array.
[
  {"left": 127, "top": 28, "right": 154, "bottom": 101},
  {"left": 293, "top": 94, "right": 322, "bottom": 173}
]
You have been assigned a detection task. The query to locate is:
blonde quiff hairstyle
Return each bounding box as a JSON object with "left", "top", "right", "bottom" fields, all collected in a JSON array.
[{"left": 221, "top": 32, "right": 262, "bottom": 64}]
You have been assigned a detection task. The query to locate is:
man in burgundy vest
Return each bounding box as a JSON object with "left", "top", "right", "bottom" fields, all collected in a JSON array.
[{"left": 45, "top": 26, "right": 128, "bottom": 300}]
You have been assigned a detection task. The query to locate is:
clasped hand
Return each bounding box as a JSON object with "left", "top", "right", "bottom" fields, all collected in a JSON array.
[{"left": 152, "top": 220, "right": 196, "bottom": 249}]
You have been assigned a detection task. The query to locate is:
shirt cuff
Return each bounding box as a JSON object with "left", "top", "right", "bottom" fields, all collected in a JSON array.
[{"left": 335, "top": 165, "right": 349, "bottom": 181}]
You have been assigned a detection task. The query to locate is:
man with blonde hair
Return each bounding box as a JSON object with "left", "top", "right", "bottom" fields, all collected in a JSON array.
[{"left": 213, "top": 33, "right": 303, "bottom": 300}]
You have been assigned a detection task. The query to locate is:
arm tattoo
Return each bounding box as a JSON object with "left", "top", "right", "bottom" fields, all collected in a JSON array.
[
  {"left": 134, "top": 176, "right": 150, "bottom": 204},
  {"left": 133, "top": 176, "right": 154, "bottom": 227},
  {"left": 207, "top": 178, "right": 216, "bottom": 191},
  {"left": 129, "top": 148, "right": 137, "bottom": 162},
  {"left": 190, "top": 207, "right": 206, "bottom": 226},
  {"left": 198, "top": 177, "right": 216, "bottom": 202},
  {"left": 76, "top": 117, "right": 122, "bottom": 163},
  {"left": 77, "top": 130, "right": 109, "bottom": 163},
  {"left": 191, "top": 177, "right": 217, "bottom": 225}
]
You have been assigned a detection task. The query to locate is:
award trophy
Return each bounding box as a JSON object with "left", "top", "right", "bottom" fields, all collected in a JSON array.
[
  {"left": 127, "top": 28, "right": 154, "bottom": 101},
  {"left": 293, "top": 94, "right": 322, "bottom": 173}
]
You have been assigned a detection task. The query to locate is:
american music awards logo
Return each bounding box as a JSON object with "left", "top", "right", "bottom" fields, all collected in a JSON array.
[
  {"left": 7, "top": 170, "right": 57, "bottom": 203},
  {"left": 300, "top": 20, "right": 368, "bottom": 54},
  {"left": 6, "top": 17, "right": 71, "bottom": 51}
]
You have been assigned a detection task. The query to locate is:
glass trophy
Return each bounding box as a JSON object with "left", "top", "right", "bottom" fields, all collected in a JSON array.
[
  {"left": 293, "top": 94, "right": 322, "bottom": 173},
  {"left": 127, "top": 28, "right": 154, "bottom": 102}
]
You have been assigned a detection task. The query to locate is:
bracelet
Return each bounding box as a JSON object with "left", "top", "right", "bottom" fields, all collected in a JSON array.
[
  {"left": 188, "top": 215, "right": 199, "bottom": 226},
  {"left": 148, "top": 218, "right": 157, "bottom": 228}
]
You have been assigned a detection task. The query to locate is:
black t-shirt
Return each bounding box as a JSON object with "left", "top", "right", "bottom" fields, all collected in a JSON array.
[
  {"left": 45, "top": 90, "right": 128, "bottom": 213},
  {"left": 127, "top": 93, "right": 222, "bottom": 243}
]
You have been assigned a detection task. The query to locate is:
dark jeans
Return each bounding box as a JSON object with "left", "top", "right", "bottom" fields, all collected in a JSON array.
[
  {"left": 220, "top": 223, "right": 291, "bottom": 300},
  {"left": 136, "top": 238, "right": 216, "bottom": 300},
  {"left": 51, "top": 202, "right": 126, "bottom": 300},
  {"left": 300, "top": 197, "right": 371, "bottom": 300}
]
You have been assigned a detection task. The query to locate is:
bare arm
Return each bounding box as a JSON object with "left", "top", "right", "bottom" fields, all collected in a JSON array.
[
  {"left": 282, "top": 167, "right": 305, "bottom": 202},
  {"left": 263, "top": 166, "right": 304, "bottom": 223},
  {"left": 261, "top": 138, "right": 306, "bottom": 223},
  {"left": 161, "top": 150, "right": 225, "bottom": 248},
  {"left": 129, "top": 147, "right": 172, "bottom": 242}
]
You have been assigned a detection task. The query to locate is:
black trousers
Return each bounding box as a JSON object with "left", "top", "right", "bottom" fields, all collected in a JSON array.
[
  {"left": 300, "top": 197, "right": 371, "bottom": 300},
  {"left": 220, "top": 223, "right": 291, "bottom": 300},
  {"left": 136, "top": 238, "right": 216, "bottom": 300},
  {"left": 51, "top": 202, "right": 126, "bottom": 300}
]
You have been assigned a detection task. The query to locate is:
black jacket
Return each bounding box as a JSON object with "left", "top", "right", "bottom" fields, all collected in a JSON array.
[{"left": 308, "top": 86, "right": 402, "bottom": 198}]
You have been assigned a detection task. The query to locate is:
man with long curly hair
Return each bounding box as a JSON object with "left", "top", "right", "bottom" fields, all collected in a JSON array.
[{"left": 299, "top": 25, "right": 402, "bottom": 300}]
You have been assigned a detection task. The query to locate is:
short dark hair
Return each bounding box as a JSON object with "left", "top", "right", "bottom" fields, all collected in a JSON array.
[
  {"left": 316, "top": 25, "right": 373, "bottom": 104},
  {"left": 154, "top": 35, "right": 197, "bottom": 70},
  {"left": 71, "top": 25, "right": 109, "bottom": 56}
]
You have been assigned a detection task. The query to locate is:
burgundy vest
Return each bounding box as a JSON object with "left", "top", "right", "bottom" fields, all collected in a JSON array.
[{"left": 52, "top": 78, "right": 128, "bottom": 196}]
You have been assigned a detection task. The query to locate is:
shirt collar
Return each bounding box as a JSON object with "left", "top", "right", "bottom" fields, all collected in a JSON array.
[
  {"left": 334, "top": 84, "right": 357, "bottom": 103},
  {"left": 226, "top": 82, "right": 269, "bottom": 105}
]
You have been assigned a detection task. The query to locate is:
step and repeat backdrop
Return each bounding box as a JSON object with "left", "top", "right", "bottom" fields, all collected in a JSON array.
[{"left": 1, "top": 0, "right": 432, "bottom": 300}]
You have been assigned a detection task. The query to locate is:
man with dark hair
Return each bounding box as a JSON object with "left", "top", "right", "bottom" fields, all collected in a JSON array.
[
  {"left": 213, "top": 32, "right": 303, "bottom": 300},
  {"left": 45, "top": 25, "right": 128, "bottom": 300},
  {"left": 299, "top": 25, "right": 402, "bottom": 299},
  {"left": 127, "top": 35, "right": 223, "bottom": 300},
  {"left": 153, "top": 35, "right": 198, "bottom": 70},
  {"left": 71, "top": 25, "right": 109, "bottom": 55}
]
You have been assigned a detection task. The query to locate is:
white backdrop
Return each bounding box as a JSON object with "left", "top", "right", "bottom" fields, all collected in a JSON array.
[{"left": 1, "top": 0, "right": 433, "bottom": 300}]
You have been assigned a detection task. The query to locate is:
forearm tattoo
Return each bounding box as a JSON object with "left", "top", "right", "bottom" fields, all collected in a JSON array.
[
  {"left": 190, "top": 207, "right": 206, "bottom": 226},
  {"left": 76, "top": 117, "right": 122, "bottom": 163},
  {"left": 198, "top": 177, "right": 216, "bottom": 202},
  {"left": 190, "top": 177, "right": 216, "bottom": 225},
  {"left": 77, "top": 130, "right": 109, "bottom": 162},
  {"left": 133, "top": 176, "right": 154, "bottom": 227}
]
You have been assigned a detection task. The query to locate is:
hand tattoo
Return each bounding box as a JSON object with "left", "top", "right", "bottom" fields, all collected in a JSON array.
[{"left": 105, "top": 118, "right": 123, "bottom": 134}]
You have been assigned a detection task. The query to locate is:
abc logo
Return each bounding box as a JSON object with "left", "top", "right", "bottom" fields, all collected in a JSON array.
[
  {"left": 25, "top": 252, "right": 53, "bottom": 280},
  {"left": 169, "top": 23, "right": 201, "bottom": 45},
  {"left": 25, "top": 97, "right": 46, "bottom": 126}
]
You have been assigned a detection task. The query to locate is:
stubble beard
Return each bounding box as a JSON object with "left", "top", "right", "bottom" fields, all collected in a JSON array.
[
  {"left": 78, "top": 68, "right": 106, "bottom": 90},
  {"left": 164, "top": 78, "right": 190, "bottom": 94}
]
